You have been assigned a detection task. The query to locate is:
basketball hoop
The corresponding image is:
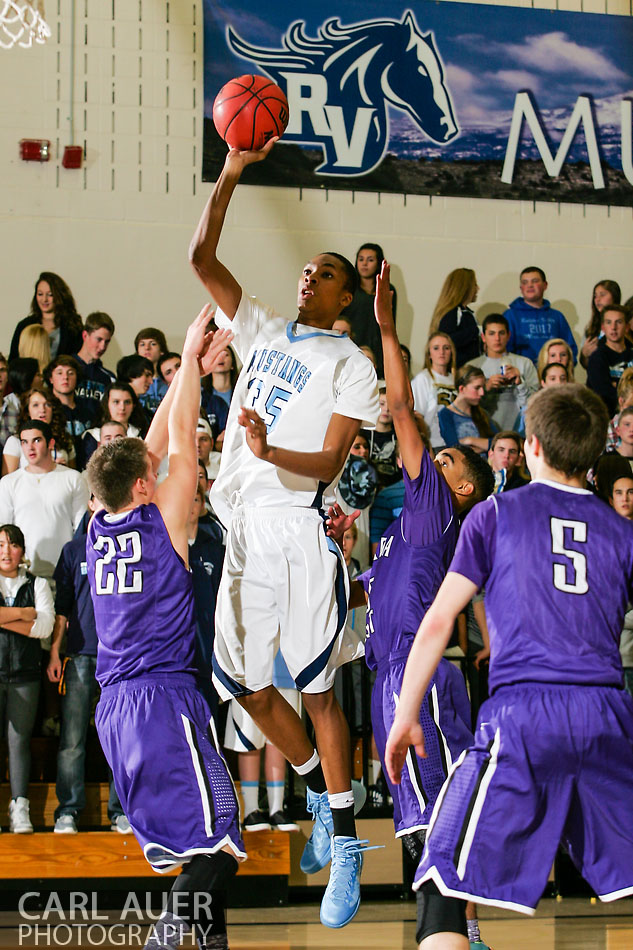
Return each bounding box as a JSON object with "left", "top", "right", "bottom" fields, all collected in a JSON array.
[{"left": 0, "top": 0, "right": 51, "bottom": 50}]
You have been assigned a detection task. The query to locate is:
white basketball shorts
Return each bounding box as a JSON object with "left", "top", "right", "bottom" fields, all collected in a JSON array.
[
  {"left": 212, "top": 506, "right": 363, "bottom": 700},
  {"left": 224, "top": 687, "right": 303, "bottom": 752}
]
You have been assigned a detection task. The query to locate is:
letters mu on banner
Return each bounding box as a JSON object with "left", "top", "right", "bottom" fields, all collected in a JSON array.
[{"left": 202, "top": 0, "right": 633, "bottom": 206}]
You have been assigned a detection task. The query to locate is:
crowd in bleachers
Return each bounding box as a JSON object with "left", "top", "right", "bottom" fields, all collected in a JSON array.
[{"left": 0, "top": 257, "right": 632, "bottom": 835}]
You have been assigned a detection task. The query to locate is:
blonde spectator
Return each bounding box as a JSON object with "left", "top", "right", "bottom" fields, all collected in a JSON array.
[
  {"left": 18, "top": 324, "right": 51, "bottom": 373},
  {"left": 607, "top": 367, "right": 633, "bottom": 451},
  {"left": 411, "top": 332, "right": 457, "bottom": 446},
  {"left": 429, "top": 268, "right": 480, "bottom": 367},
  {"left": 536, "top": 338, "right": 575, "bottom": 382}
]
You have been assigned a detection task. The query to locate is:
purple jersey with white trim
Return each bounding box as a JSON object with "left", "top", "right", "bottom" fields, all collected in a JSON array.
[
  {"left": 450, "top": 480, "right": 633, "bottom": 691},
  {"left": 88, "top": 503, "right": 196, "bottom": 687},
  {"left": 362, "top": 450, "right": 458, "bottom": 669}
]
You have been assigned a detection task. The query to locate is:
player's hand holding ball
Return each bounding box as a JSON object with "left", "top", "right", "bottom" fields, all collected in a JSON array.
[{"left": 213, "top": 74, "right": 289, "bottom": 166}]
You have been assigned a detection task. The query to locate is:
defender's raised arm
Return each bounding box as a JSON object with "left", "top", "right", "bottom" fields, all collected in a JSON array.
[{"left": 375, "top": 261, "right": 425, "bottom": 479}]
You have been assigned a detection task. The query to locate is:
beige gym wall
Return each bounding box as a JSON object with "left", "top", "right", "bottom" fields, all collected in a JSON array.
[{"left": 1, "top": 0, "right": 631, "bottom": 374}]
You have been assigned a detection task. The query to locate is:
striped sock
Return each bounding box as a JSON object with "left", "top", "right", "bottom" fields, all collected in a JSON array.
[
  {"left": 240, "top": 780, "right": 259, "bottom": 815},
  {"left": 467, "top": 917, "right": 482, "bottom": 942},
  {"left": 266, "top": 781, "right": 285, "bottom": 815}
]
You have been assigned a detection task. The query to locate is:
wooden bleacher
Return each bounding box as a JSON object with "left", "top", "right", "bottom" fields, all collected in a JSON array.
[
  {"left": 0, "top": 782, "right": 407, "bottom": 889},
  {"left": 0, "top": 781, "right": 289, "bottom": 880},
  {"left": 0, "top": 828, "right": 289, "bottom": 879}
]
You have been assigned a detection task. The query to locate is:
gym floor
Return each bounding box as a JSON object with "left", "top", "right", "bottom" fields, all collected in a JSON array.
[{"left": 1, "top": 897, "right": 631, "bottom": 948}]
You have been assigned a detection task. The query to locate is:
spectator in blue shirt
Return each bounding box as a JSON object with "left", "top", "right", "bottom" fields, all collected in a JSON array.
[{"left": 503, "top": 267, "right": 577, "bottom": 365}]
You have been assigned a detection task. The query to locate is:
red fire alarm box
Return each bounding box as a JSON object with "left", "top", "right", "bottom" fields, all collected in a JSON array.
[
  {"left": 62, "top": 145, "right": 83, "bottom": 169},
  {"left": 19, "top": 139, "right": 51, "bottom": 162}
]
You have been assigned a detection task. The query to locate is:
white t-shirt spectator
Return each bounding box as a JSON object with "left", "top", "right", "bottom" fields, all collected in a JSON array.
[
  {"left": 411, "top": 368, "right": 456, "bottom": 447},
  {"left": 0, "top": 465, "right": 89, "bottom": 578}
]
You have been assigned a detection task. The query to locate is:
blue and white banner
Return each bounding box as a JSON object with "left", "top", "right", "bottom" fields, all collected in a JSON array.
[{"left": 202, "top": 1, "right": 633, "bottom": 205}]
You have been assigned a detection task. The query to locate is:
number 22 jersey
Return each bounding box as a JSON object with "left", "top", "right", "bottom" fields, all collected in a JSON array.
[
  {"left": 451, "top": 479, "right": 633, "bottom": 692},
  {"left": 87, "top": 503, "right": 197, "bottom": 687}
]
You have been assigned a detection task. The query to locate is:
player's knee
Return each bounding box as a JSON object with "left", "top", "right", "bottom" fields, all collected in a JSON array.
[
  {"left": 237, "top": 686, "right": 276, "bottom": 718},
  {"left": 301, "top": 687, "right": 337, "bottom": 718},
  {"left": 415, "top": 881, "right": 467, "bottom": 944}
]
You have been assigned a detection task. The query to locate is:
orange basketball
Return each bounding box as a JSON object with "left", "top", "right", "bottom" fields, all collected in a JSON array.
[{"left": 212, "top": 75, "right": 289, "bottom": 151}]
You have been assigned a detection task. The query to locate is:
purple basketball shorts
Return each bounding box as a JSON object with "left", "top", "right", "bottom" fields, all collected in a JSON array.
[
  {"left": 414, "top": 683, "right": 633, "bottom": 913},
  {"left": 97, "top": 673, "right": 245, "bottom": 872},
  {"left": 372, "top": 655, "right": 473, "bottom": 836}
]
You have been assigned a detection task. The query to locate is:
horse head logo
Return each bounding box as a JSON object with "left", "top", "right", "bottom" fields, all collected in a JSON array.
[{"left": 226, "top": 10, "right": 459, "bottom": 176}]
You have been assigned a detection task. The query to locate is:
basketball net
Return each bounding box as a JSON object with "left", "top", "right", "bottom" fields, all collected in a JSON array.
[{"left": 0, "top": 0, "right": 51, "bottom": 50}]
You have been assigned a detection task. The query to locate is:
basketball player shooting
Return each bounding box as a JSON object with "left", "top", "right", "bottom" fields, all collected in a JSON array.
[
  {"left": 189, "top": 141, "right": 380, "bottom": 929},
  {"left": 86, "top": 309, "right": 243, "bottom": 950}
]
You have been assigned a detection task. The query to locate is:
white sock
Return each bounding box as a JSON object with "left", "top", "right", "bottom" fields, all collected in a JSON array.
[
  {"left": 240, "top": 781, "right": 259, "bottom": 815},
  {"left": 328, "top": 789, "right": 354, "bottom": 810},
  {"left": 292, "top": 749, "right": 320, "bottom": 775},
  {"left": 266, "top": 781, "right": 285, "bottom": 815},
  {"left": 371, "top": 759, "right": 382, "bottom": 784}
]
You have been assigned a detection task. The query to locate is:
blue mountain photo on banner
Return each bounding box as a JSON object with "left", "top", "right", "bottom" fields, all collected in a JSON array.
[{"left": 202, "top": 0, "right": 633, "bottom": 205}]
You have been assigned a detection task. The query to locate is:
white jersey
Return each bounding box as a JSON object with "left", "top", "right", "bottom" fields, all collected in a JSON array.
[{"left": 211, "top": 293, "right": 380, "bottom": 524}]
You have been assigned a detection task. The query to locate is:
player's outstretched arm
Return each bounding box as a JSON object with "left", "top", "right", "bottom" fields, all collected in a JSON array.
[
  {"left": 145, "top": 312, "right": 233, "bottom": 470},
  {"left": 238, "top": 408, "right": 361, "bottom": 483},
  {"left": 385, "top": 571, "right": 477, "bottom": 785},
  {"left": 155, "top": 307, "right": 225, "bottom": 562},
  {"left": 189, "top": 140, "right": 276, "bottom": 320},
  {"left": 375, "top": 262, "right": 424, "bottom": 480}
]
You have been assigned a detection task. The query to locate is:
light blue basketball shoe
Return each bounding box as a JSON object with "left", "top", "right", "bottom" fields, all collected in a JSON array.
[
  {"left": 320, "top": 835, "right": 381, "bottom": 928},
  {"left": 299, "top": 780, "right": 368, "bottom": 875}
]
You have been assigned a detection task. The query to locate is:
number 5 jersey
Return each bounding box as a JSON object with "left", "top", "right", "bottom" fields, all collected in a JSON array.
[
  {"left": 451, "top": 479, "right": 633, "bottom": 691},
  {"left": 87, "top": 503, "right": 197, "bottom": 687}
]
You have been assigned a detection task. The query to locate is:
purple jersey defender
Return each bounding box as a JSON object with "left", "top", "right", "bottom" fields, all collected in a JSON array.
[
  {"left": 415, "top": 480, "right": 633, "bottom": 912},
  {"left": 88, "top": 503, "right": 245, "bottom": 871},
  {"left": 362, "top": 451, "right": 472, "bottom": 835}
]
